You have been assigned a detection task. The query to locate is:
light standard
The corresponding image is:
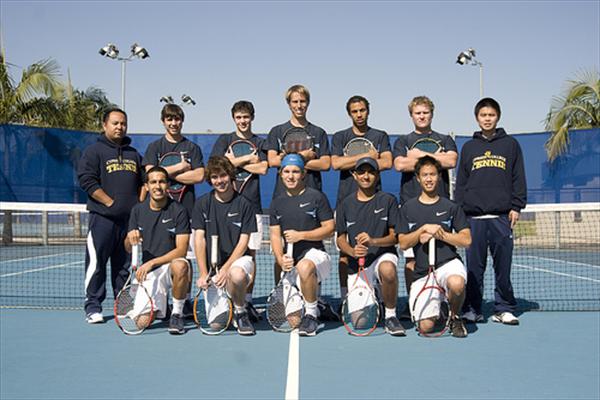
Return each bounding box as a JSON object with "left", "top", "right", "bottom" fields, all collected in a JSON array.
[
  {"left": 160, "top": 94, "right": 196, "bottom": 106},
  {"left": 456, "top": 47, "right": 483, "bottom": 98},
  {"left": 99, "top": 42, "right": 150, "bottom": 110}
]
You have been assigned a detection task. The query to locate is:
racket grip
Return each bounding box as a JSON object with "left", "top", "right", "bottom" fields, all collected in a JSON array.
[
  {"left": 358, "top": 257, "right": 365, "bottom": 268},
  {"left": 428, "top": 238, "right": 436, "bottom": 266},
  {"left": 286, "top": 243, "right": 294, "bottom": 258},
  {"left": 131, "top": 243, "right": 140, "bottom": 268},
  {"left": 211, "top": 235, "right": 219, "bottom": 266}
]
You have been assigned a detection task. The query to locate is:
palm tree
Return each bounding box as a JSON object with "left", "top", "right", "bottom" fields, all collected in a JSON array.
[
  {"left": 60, "top": 70, "right": 113, "bottom": 131},
  {"left": 545, "top": 70, "right": 600, "bottom": 161}
]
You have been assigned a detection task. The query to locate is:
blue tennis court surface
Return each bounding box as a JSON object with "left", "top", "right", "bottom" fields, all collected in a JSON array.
[{"left": 1, "top": 309, "right": 598, "bottom": 399}]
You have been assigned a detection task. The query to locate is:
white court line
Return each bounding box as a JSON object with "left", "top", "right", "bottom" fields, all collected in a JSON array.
[
  {"left": 285, "top": 329, "right": 300, "bottom": 400},
  {"left": 0, "top": 253, "right": 80, "bottom": 265},
  {"left": 514, "top": 263, "right": 600, "bottom": 283},
  {"left": 520, "top": 255, "right": 600, "bottom": 269},
  {"left": 0, "top": 261, "right": 83, "bottom": 278}
]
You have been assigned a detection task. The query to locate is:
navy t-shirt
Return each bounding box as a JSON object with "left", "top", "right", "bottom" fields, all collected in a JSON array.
[
  {"left": 191, "top": 191, "right": 257, "bottom": 267},
  {"left": 331, "top": 127, "right": 391, "bottom": 207},
  {"left": 266, "top": 121, "right": 330, "bottom": 199},
  {"left": 142, "top": 136, "right": 204, "bottom": 215},
  {"left": 392, "top": 131, "right": 457, "bottom": 204},
  {"left": 397, "top": 197, "right": 468, "bottom": 279},
  {"left": 269, "top": 187, "right": 334, "bottom": 263},
  {"left": 335, "top": 191, "right": 398, "bottom": 273},
  {"left": 128, "top": 198, "right": 190, "bottom": 264},
  {"left": 210, "top": 132, "right": 266, "bottom": 213}
]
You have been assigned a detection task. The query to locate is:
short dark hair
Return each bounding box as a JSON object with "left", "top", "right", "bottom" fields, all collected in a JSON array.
[
  {"left": 474, "top": 97, "right": 501, "bottom": 118},
  {"left": 145, "top": 166, "right": 168, "bottom": 182},
  {"left": 231, "top": 100, "right": 255, "bottom": 119},
  {"left": 161, "top": 104, "right": 185, "bottom": 121},
  {"left": 206, "top": 156, "right": 236, "bottom": 184},
  {"left": 415, "top": 155, "right": 442, "bottom": 175},
  {"left": 346, "top": 95, "right": 370, "bottom": 114},
  {"left": 102, "top": 107, "right": 127, "bottom": 124}
]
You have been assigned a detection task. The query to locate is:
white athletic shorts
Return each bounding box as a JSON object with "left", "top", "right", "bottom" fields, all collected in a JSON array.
[
  {"left": 345, "top": 252, "right": 398, "bottom": 313},
  {"left": 229, "top": 255, "right": 255, "bottom": 285},
  {"left": 248, "top": 214, "right": 264, "bottom": 251},
  {"left": 292, "top": 248, "right": 331, "bottom": 293},
  {"left": 409, "top": 258, "right": 466, "bottom": 321}
]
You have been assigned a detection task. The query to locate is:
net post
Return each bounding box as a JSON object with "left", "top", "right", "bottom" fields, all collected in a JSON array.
[
  {"left": 554, "top": 210, "right": 560, "bottom": 249},
  {"left": 42, "top": 211, "right": 49, "bottom": 246},
  {"left": 2, "top": 210, "right": 13, "bottom": 244}
]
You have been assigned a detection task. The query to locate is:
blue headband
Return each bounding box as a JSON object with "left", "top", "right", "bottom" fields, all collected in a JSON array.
[{"left": 281, "top": 154, "right": 305, "bottom": 170}]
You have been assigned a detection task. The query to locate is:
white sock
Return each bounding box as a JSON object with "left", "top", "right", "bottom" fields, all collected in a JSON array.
[
  {"left": 245, "top": 293, "right": 252, "bottom": 303},
  {"left": 305, "top": 300, "right": 318, "bottom": 318},
  {"left": 340, "top": 287, "right": 348, "bottom": 298},
  {"left": 172, "top": 298, "right": 185, "bottom": 315},
  {"left": 385, "top": 307, "right": 397, "bottom": 319},
  {"left": 234, "top": 304, "right": 246, "bottom": 314}
]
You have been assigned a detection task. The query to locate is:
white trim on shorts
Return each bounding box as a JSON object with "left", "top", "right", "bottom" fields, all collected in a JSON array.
[
  {"left": 409, "top": 258, "right": 466, "bottom": 322},
  {"left": 248, "top": 214, "right": 263, "bottom": 251}
]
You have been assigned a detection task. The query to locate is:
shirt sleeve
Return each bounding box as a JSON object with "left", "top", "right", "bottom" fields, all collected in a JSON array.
[
  {"left": 392, "top": 135, "right": 408, "bottom": 159},
  {"left": 335, "top": 201, "right": 347, "bottom": 235},
  {"left": 387, "top": 195, "right": 399, "bottom": 231},
  {"left": 266, "top": 127, "right": 281, "bottom": 152},
  {"left": 128, "top": 205, "right": 139, "bottom": 232},
  {"left": 256, "top": 136, "right": 267, "bottom": 161},
  {"left": 77, "top": 146, "right": 102, "bottom": 195},
  {"left": 189, "top": 142, "right": 204, "bottom": 169},
  {"left": 269, "top": 199, "right": 280, "bottom": 226},
  {"left": 210, "top": 134, "right": 229, "bottom": 158},
  {"left": 454, "top": 145, "right": 470, "bottom": 206},
  {"left": 397, "top": 204, "right": 410, "bottom": 234},
  {"left": 378, "top": 131, "right": 392, "bottom": 153},
  {"left": 316, "top": 192, "right": 334, "bottom": 222},
  {"left": 331, "top": 131, "right": 345, "bottom": 156},
  {"left": 443, "top": 135, "right": 458, "bottom": 153},
  {"left": 141, "top": 141, "right": 158, "bottom": 167},
  {"left": 175, "top": 205, "right": 191, "bottom": 234},
  {"left": 191, "top": 198, "right": 206, "bottom": 231},
  {"left": 241, "top": 200, "right": 257, "bottom": 234},
  {"left": 317, "top": 128, "right": 330, "bottom": 156},
  {"left": 511, "top": 140, "right": 527, "bottom": 212},
  {"left": 452, "top": 203, "right": 469, "bottom": 232}
]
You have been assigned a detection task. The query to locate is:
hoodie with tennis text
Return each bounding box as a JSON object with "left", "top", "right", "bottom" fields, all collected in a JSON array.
[
  {"left": 77, "top": 135, "right": 143, "bottom": 221},
  {"left": 455, "top": 128, "right": 527, "bottom": 216}
]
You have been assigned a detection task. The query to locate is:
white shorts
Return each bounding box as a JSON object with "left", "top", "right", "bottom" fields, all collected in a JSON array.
[
  {"left": 292, "top": 248, "right": 331, "bottom": 293},
  {"left": 345, "top": 253, "right": 398, "bottom": 313},
  {"left": 409, "top": 258, "right": 466, "bottom": 322},
  {"left": 186, "top": 229, "right": 196, "bottom": 259},
  {"left": 132, "top": 258, "right": 190, "bottom": 319},
  {"left": 248, "top": 214, "right": 264, "bottom": 251},
  {"left": 403, "top": 247, "right": 414, "bottom": 259},
  {"left": 229, "top": 255, "right": 255, "bottom": 286}
]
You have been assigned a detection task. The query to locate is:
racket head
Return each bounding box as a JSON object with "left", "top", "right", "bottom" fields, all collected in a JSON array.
[
  {"left": 342, "top": 265, "right": 379, "bottom": 336},
  {"left": 343, "top": 137, "right": 375, "bottom": 157},
  {"left": 281, "top": 127, "right": 313, "bottom": 154},
  {"left": 410, "top": 138, "right": 442, "bottom": 153},
  {"left": 193, "top": 285, "right": 233, "bottom": 335},
  {"left": 266, "top": 272, "right": 304, "bottom": 332},
  {"left": 412, "top": 283, "right": 450, "bottom": 337},
  {"left": 159, "top": 152, "right": 186, "bottom": 193},
  {"left": 114, "top": 282, "right": 155, "bottom": 335}
]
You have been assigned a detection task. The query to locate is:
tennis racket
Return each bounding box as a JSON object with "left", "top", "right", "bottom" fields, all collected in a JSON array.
[
  {"left": 409, "top": 137, "right": 442, "bottom": 153},
  {"left": 227, "top": 139, "right": 257, "bottom": 193},
  {"left": 159, "top": 151, "right": 189, "bottom": 202},
  {"left": 193, "top": 235, "right": 233, "bottom": 335},
  {"left": 281, "top": 126, "right": 313, "bottom": 154},
  {"left": 114, "top": 244, "right": 155, "bottom": 335},
  {"left": 266, "top": 243, "right": 304, "bottom": 332},
  {"left": 412, "top": 238, "right": 450, "bottom": 337},
  {"left": 343, "top": 137, "right": 376, "bottom": 157},
  {"left": 341, "top": 256, "right": 380, "bottom": 336}
]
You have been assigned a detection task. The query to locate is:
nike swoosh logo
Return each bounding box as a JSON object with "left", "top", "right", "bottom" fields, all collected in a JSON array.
[
  {"left": 346, "top": 221, "right": 356, "bottom": 227},
  {"left": 299, "top": 203, "right": 310, "bottom": 208},
  {"left": 276, "top": 215, "right": 282, "bottom": 220},
  {"left": 374, "top": 208, "right": 384, "bottom": 214},
  {"left": 408, "top": 223, "right": 416, "bottom": 229},
  {"left": 436, "top": 211, "right": 447, "bottom": 216},
  {"left": 227, "top": 212, "right": 239, "bottom": 217},
  {"left": 162, "top": 219, "right": 172, "bottom": 223},
  {"left": 167, "top": 228, "right": 176, "bottom": 233},
  {"left": 232, "top": 222, "right": 242, "bottom": 228}
]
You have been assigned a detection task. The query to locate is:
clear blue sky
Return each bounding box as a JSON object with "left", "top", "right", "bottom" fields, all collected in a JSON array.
[{"left": 2, "top": 1, "right": 598, "bottom": 136}]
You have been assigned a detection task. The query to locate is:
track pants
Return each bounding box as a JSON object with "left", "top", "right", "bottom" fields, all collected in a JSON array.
[
  {"left": 462, "top": 215, "right": 517, "bottom": 315},
  {"left": 84, "top": 213, "right": 130, "bottom": 315}
]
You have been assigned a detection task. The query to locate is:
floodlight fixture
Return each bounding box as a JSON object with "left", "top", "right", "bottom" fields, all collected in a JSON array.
[
  {"left": 181, "top": 94, "right": 196, "bottom": 106},
  {"left": 160, "top": 96, "right": 175, "bottom": 104},
  {"left": 455, "top": 47, "right": 484, "bottom": 98}
]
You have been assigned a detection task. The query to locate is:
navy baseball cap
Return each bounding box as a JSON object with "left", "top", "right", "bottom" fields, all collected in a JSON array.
[{"left": 355, "top": 157, "right": 378, "bottom": 171}]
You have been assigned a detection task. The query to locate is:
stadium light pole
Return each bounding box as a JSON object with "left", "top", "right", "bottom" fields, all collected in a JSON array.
[
  {"left": 98, "top": 43, "right": 150, "bottom": 110},
  {"left": 456, "top": 47, "right": 483, "bottom": 98}
]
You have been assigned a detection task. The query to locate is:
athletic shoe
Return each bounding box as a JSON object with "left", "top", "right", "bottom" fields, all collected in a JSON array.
[
  {"left": 384, "top": 316, "right": 406, "bottom": 336},
  {"left": 234, "top": 311, "right": 256, "bottom": 336},
  {"left": 449, "top": 316, "right": 468, "bottom": 338},
  {"left": 317, "top": 298, "right": 340, "bottom": 322},
  {"left": 86, "top": 312, "right": 104, "bottom": 324},
  {"left": 168, "top": 313, "right": 186, "bottom": 335},
  {"left": 298, "top": 314, "right": 319, "bottom": 337},
  {"left": 462, "top": 310, "right": 484, "bottom": 323},
  {"left": 246, "top": 302, "right": 261, "bottom": 323},
  {"left": 491, "top": 312, "right": 519, "bottom": 325},
  {"left": 399, "top": 303, "right": 412, "bottom": 320},
  {"left": 182, "top": 299, "right": 194, "bottom": 320}
]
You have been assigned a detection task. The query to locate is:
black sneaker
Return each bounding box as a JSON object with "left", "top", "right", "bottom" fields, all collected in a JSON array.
[
  {"left": 234, "top": 311, "right": 256, "bottom": 336},
  {"left": 449, "top": 316, "right": 468, "bottom": 338},
  {"left": 384, "top": 316, "right": 406, "bottom": 336},
  {"left": 399, "top": 303, "right": 411, "bottom": 320},
  {"left": 298, "top": 314, "right": 319, "bottom": 337},
  {"left": 317, "top": 298, "right": 340, "bottom": 322},
  {"left": 168, "top": 313, "right": 185, "bottom": 335},
  {"left": 245, "top": 302, "right": 261, "bottom": 323},
  {"left": 182, "top": 299, "right": 194, "bottom": 320}
]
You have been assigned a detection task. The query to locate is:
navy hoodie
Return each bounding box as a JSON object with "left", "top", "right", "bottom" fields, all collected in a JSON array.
[
  {"left": 455, "top": 128, "right": 527, "bottom": 216},
  {"left": 77, "top": 135, "right": 143, "bottom": 221}
]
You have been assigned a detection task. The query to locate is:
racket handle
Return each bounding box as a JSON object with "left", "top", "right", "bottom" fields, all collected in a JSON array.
[
  {"left": 286, "top": 243, "right": 294, "bottom": 258},
  {"left": 358, "top": 257, "right": 365, "bottom": 268},
  {"left": 428, "top": 238, "right": 436, "bottom": 267},
  {"left": 211, "top": 235, "right": 219, "bottom": 267},
  {"left": 132, "top": 243, "right": 140, "bottom": 268}
]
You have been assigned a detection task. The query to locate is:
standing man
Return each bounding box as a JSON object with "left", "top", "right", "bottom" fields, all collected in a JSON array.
[
  {"left": 77, "top": 107, "right": 144, "bottom": 324},
  {"left": 269, "top": 154, "right": 335, "bottom": 336},
  {"left": 335, "top": 157, "right": 404, "bottom": 336},
  {"left": 192, "top": 156, "right": 258, "bottom": 335},
  {"left": 397, "top": 156, "right": 471, "bottom": 337},
  {"left": 210, "top": 101, "right": 268, "bottom": 321},
  {"left": 392, "top": 96, "right": 458, "bottom": 318},
  {"left": 266, "top": 84, "right": 331, "bottom": 199},
  {"left": 332, "top": 95, "right": 392, "bottom": 302},
  {"left": 126, "top": 166, "right": 191, "bottom": 335},
  {"left": 455, "top": 97, "right": 526, "bottom": 325}
]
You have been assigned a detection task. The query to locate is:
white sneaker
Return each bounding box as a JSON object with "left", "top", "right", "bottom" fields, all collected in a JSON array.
[
  {"left": 491, "top": 312, "right": 519, "bottom": 325},
  {"left": 462, "top": 310, "right": 484, "bottom": 323},
  {"left": 86, "top": 312, "right": 104, "bottom": 324}
]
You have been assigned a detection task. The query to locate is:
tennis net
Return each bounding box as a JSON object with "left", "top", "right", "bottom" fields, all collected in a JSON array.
[{"left": 1, "top": 201, "right": 598, "bottom": 311}]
